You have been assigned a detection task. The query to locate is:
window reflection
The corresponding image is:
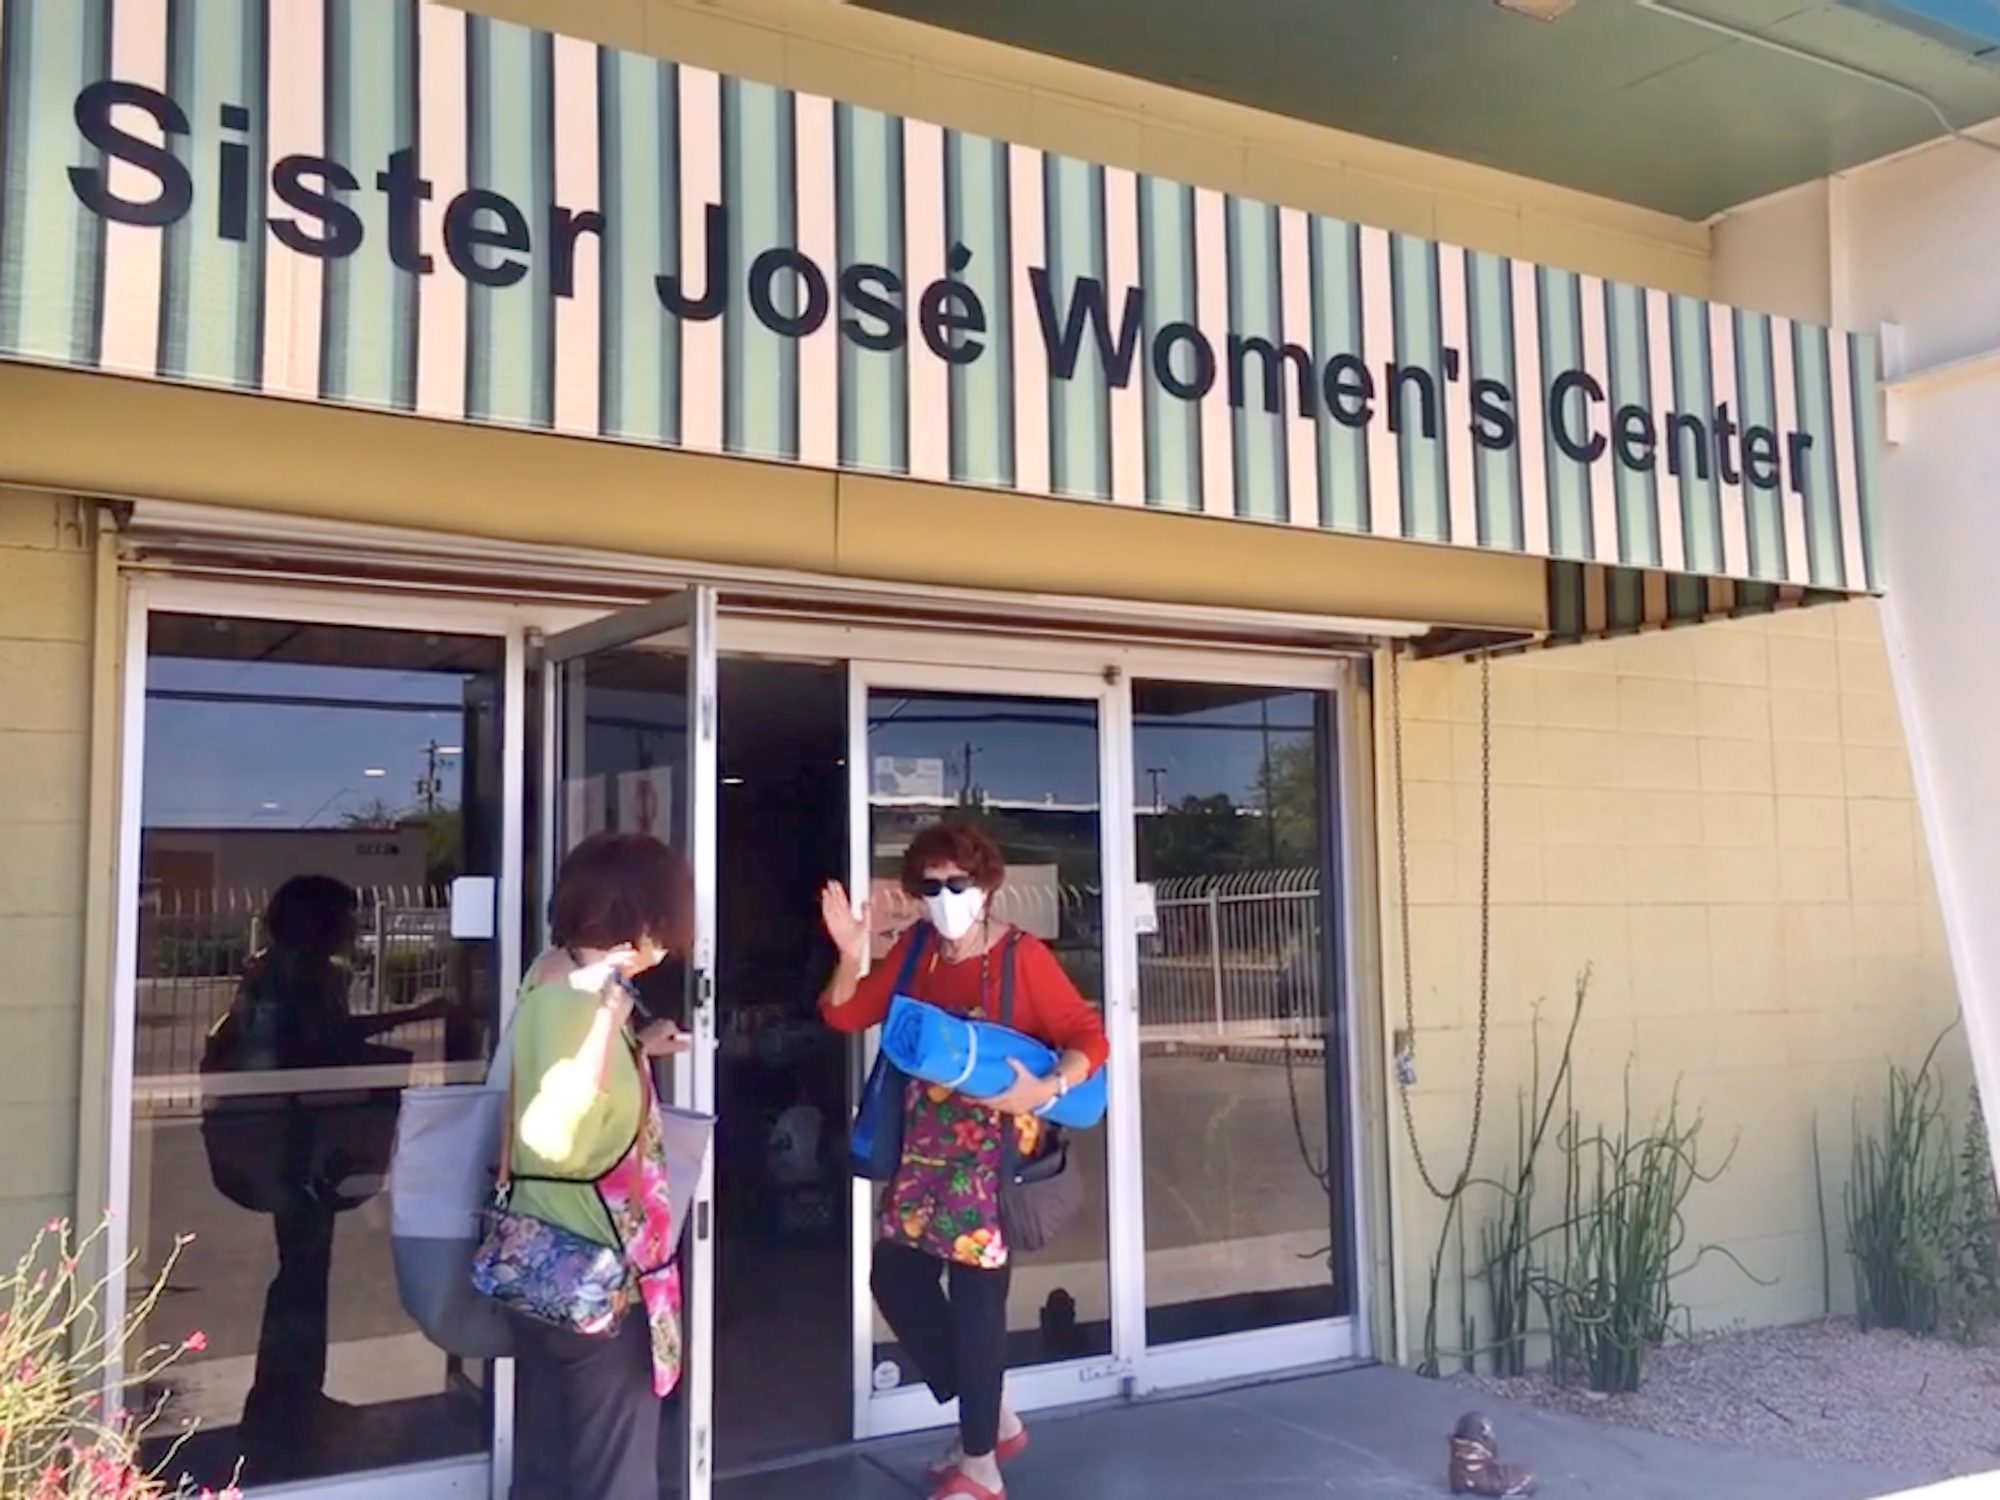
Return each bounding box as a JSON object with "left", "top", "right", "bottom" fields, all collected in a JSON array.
[
  {"left": 134, "top": 616, "right": 502, "bottom": 1489},
  {"left": 1134, "top": 683, "right": 1346, "bottom": 1346}
]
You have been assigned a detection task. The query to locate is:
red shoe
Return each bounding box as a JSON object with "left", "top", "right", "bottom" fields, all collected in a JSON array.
[
  {"left": 925, "top": 1427, "right": 1028, "bottom": 1484},
  {"left": 930, "top": 1472, "right": 1005, "bottom": 1500}
]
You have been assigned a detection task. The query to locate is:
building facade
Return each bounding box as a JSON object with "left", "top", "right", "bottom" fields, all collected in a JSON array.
[{"left": 0, "top": 1, "right": 1966, "bottom": 1497}]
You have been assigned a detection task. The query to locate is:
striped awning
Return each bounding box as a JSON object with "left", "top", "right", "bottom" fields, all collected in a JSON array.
[
  {"left": 0, "top": 0, "right": 1883, "bottom": 594},
  {"left": 1543, "top": 561, "right": 1841, "bottom": 647}
]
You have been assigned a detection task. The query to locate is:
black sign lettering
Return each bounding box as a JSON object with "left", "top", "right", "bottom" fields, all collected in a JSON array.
[
  {"left": 445, "top": 189, "right": 531, "bottom": 289},
  {"left": 59, "top": 81, "right": 1829, "bottom": 493},
  {"left": 270, "top": 156, "right": 363, "bottom": 258},
  {"left": 1033, "top": 271, "right": 1144, "bottom": 386},
  {"left": 69, "top": 81, "right": 192, "bottom": 228},
  {"left": 1550, "top": 370, "right": 1606, "bottom": 464}
]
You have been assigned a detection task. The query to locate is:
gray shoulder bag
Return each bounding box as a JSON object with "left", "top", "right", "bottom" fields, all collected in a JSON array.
[{"left": 995, "top": 933, "right": 1086, "bottom": 1254}]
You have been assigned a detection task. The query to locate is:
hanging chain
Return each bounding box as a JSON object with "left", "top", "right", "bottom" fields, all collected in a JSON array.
[{"left": 1391, "top": 646, "right": 1494, "bottom": 1202}]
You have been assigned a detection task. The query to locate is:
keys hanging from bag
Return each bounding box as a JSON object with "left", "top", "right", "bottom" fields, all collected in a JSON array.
[
  {"left": 849, "top": 924, "right": 935, "bottom": 1181},
  {"left": 993, "top": 933, "right": 1086, "bottom": 1255}
]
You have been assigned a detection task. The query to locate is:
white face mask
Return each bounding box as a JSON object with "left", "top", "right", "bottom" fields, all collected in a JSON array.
[{"left": 924, "top": 885, "right": 987, "bottom": 942}]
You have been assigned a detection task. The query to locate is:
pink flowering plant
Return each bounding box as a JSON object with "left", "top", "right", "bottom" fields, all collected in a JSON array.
[{"left": 0, "top": 1218, "right": 238, "bottom": 1500}]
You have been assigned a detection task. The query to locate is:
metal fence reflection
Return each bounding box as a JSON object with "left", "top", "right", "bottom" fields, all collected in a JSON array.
[
  {"left": 1139, "top": 869, "right": 1324, "bottom": 1047},
  {"left": 136, "top": 870, "right": 1330, "bottom": 1083},
  {"left": 136, "top": 884, "right": 454, "bottom": 1108}
]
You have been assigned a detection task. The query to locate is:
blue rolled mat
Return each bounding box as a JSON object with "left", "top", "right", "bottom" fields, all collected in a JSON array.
[{"left": 880, "top": 994, "right": 1107, "bottom": 1129}]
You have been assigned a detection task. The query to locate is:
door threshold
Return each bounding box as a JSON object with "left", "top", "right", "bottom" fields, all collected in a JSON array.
[
  {"left": 713, "top": 1362, "right": 1381, "bottom": 1483},
  {"left": 717, "top": 1439, "right": 894, "bottom": 1482},
  {"left": 1137, "top": 1353, "right": 1379, "bottom": 1406}
]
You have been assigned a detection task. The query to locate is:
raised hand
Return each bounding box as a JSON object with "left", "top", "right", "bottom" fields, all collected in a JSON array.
[{"left": 819, "top": 881, "right": 871, "bottom": 965}]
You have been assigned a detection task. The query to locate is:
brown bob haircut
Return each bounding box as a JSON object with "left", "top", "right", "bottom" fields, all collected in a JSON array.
[
  {"left": 899, "top": 821, "right": 1006, "bottom": 896},
  {"left": 549, "top": 832, "right": 693, "bottom": 953}
]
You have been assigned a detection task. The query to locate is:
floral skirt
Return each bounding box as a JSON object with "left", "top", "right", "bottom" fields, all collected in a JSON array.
[{"left": 878, "top": 1082, "right": 1042, "bottom": 1270}]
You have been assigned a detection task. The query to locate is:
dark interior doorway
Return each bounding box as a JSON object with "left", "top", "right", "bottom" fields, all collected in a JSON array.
[{"left": 711, "top": 656, "right": 852, "bottom": 1474}]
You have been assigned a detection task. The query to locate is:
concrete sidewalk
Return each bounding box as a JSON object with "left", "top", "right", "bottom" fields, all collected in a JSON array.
[{"left": 717, "top": 1365, "right": 1927, "bottom": 1500}]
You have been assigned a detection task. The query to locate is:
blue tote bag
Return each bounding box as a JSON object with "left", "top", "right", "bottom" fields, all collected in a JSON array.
[{"left": 848, "top": 924, "right": 933, "bottom": 1181}]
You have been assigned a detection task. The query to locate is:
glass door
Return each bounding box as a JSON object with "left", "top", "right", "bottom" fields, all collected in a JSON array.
[
  {"left": 846, "top": 662, "right": 1137, "bottom": 1439},
  {"left": 1127, "top": 677, "right": 1358, "bottom": 1393},
  {"left": 124, "top": 606, "right": 509, "bottom": 1497},
  {"left": 533, "top": 588, "right": 719, "bottom": 1500}
]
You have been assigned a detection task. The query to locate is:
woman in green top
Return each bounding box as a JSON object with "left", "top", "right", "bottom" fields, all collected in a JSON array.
[{"left": 509, "top": 832, "right": 690, "bottom": 1500}]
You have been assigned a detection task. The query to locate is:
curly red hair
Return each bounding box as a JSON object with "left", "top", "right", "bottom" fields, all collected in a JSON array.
[{"left": 899, "top": 821, "right": 1006, "bottom": 895}]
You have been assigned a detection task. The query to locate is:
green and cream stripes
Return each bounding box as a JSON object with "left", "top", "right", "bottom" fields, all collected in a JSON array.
[
  {"left": 943, "top": 128, "right": 1012, "bottom": 488},
  {"left": 0, "top": 0, "right": 1886, "bottom": 592},
  {"left": 323, "top": 0, "right": 415, "bottom": 408},
  {"left": 0, "top": 0, "right": 110, "bottom": 365},
  {"left": 1545, "top": 561, "right": 1839, "bottom": 648},
  {"left": 598, "top": 49, "right": 679, "bottom": 449}
]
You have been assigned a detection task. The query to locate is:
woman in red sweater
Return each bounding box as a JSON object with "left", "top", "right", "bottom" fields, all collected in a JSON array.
[{"left": 820, "top": 822, "right": 1107, "bottom": 1500}]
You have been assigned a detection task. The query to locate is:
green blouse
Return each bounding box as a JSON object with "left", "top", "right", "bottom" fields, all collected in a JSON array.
[{"left": 507, "top": 976, "right": 645, "bottom": 1248}]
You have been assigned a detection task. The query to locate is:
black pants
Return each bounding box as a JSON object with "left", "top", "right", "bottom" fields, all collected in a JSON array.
[
  {"left": 247, "top": 1200, "right": 335, "bottom": 1415},
  {"left": 871, "top": 1240, "right": 1012, "bottom": 1456},
  {"left": 513, "top": 1313, "right": 661, "bottom": 1500}
]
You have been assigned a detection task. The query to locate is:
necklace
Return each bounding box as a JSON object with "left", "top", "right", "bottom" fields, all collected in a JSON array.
[{"left": 924, "top": 925, "right": 994, "bottom": 1016}]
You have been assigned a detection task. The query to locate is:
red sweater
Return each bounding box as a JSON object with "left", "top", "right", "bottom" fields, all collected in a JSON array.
[{"left": 821, "top": 926, "right": 1110, "bottom": 1073}]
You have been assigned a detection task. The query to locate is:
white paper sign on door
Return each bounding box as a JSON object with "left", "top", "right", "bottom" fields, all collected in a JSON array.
[
  {"left": 873, "top": 756, "right": 946, "bottom": 800},
  {"left": 617, "top": 766, "right": 674, "bottom": 839},
  {"left": 1133, "top": 881, "right": 1159, "bottom": 937},
  {"left": 448, "top": 875, "right": 497, "bottom": 940}
]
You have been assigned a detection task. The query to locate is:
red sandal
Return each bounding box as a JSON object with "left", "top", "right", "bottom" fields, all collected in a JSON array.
[
  {"left": 925, "top": 1427, "right": 1028, "bottom": 1484},
  {"left": 930, "top": 1471, "right": 1005, "bottom": 1500}
]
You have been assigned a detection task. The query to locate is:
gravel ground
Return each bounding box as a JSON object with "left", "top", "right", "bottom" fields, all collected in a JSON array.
[{"left": 1455, "top": 1320, "right": 2000, "bottom": 1481}]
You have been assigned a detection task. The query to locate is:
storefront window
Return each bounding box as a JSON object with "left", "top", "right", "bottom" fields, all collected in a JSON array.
[
  {"left": 130, "top": 614, "right": 504, "bottom": 1489},
  {"left": 1132, "top": 682, "right": 1348, "bottom": 1346}
]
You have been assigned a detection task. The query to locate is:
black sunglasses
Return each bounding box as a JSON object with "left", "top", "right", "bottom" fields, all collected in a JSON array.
[{"left": 917, "top": 875, "right": 977, "bottom": 897}]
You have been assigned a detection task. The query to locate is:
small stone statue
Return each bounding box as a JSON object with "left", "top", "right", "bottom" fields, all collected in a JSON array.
[{"left": 1448, "top": 1412, "right": 1539, "bottom": 1497}]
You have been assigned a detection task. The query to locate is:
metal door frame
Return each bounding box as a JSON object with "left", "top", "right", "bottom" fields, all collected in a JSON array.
[
  {"left": 845, "top": 657, "right": 1140, "bottom": 1439},
  {"left": 532, "top": 585, "right": 721, "bottom": 1500},
  {"left": 110, "top": 576, "right": 531, "bottom": 1500},
  {"left": 1113, "top": 648, "right": 1366, "bottom": 1397}
]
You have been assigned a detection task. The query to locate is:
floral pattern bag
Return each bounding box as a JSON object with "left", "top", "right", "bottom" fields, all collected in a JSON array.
[
  {"left": 594, "top": 1053, "right": 687, "bottom": 1396},
  {"left": 468, "top": 1046, "right": 636, "bottom": 1339},
  {"left": 469, "top": 1201, "right": 632, "bottom": 1335}
]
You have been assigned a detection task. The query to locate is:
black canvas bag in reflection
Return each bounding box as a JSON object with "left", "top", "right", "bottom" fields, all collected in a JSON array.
[{"left": 200, "top": 955, "right": 408, "bottom": 1215}]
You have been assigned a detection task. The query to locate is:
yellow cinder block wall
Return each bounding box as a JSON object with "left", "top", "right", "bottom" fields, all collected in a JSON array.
[
  {"left": 0, "top": 494, "right": 96, "bottom": 1247},
  {"left": 1381, "top": 600, "right": 1963, "bottom": 1358}
]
